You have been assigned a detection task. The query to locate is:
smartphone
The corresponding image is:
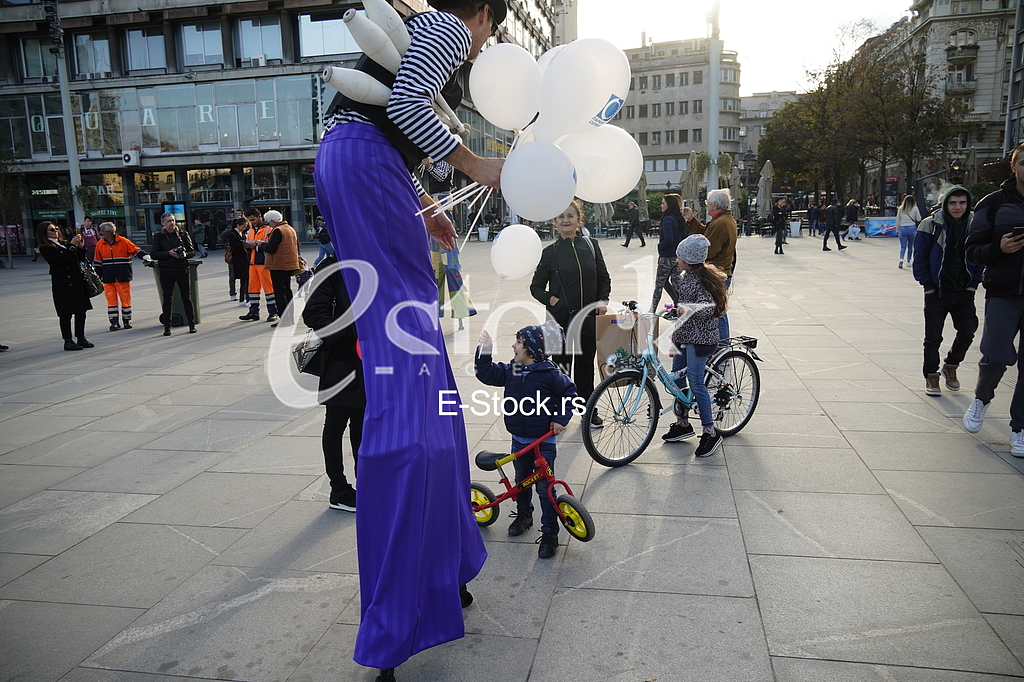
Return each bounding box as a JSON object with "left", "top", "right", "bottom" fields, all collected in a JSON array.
[{"left": 1013, "top": 227, "right": 1024, "bottom": 238}]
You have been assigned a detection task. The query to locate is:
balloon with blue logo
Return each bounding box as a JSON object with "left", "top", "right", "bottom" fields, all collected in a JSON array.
[{"left": 531, "top": 38, "right": 631, "bottom": 143}]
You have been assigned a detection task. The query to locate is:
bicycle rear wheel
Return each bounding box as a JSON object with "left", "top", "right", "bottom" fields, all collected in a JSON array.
[
  {"left": 583, "top": 371, "right": 659, "bottom": 467},
  {"left": 705, "top": 351, "right": 760, "bottom": 436}
]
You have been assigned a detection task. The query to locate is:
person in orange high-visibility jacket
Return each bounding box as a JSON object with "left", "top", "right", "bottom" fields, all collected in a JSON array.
[
  {"left": 239, "top": 209, "right": 278, "bottom": 323},
  {"left": 93, "top": 222, "right": 149, "bottom": 331}
]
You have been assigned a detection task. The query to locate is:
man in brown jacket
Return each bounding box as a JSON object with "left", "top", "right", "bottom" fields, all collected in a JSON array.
[
  {"left": 683, "top": 188, "right": 737, "bottom": 338},
  {"left": 259, "top": 209, "right": 301, "bottom": 327}
]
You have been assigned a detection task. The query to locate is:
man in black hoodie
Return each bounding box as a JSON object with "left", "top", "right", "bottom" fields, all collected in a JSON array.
[
  {"left": 912, "top": 185, "right": 981, "bottom": 397},
  {"left": 962, "top": 143, "right": 1024, "bottom": 458}
]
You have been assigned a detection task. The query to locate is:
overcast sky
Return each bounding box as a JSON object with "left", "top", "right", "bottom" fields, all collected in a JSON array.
[{"left": 576, "top": 0, "right": 911, "bottom": 96}]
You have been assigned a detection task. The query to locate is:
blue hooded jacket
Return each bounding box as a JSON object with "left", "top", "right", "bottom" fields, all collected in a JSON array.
[
  {"left": 913, "top": 184, "right": 983, "bottom": 294},
  {"left": 475, "top": 349, "right": 579, "bottom": 439}
]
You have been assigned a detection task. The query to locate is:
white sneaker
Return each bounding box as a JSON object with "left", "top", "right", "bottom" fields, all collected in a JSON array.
[
  {"left": 963, "top": 398, "right": 989, "bottom": 433},
  {"left": 1012, "top": 431, "right": 1024, "bottom": 458}
]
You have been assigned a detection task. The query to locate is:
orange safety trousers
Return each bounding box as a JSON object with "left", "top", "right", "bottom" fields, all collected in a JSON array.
[
  {"left": 103, "top": 281, "right": 132, "bottom": 323},
  {"left": 245, "top": 263, "right": 278, "bottom": 315}
]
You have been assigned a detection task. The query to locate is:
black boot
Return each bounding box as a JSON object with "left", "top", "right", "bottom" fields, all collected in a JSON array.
[
  {"left": 77, "top": 338, "right": 94, "bottom": 348},
  {"left": 460, "top": 584, "right": 473, "bottom": 608},
  {"left": 375, "top": 669, "right": 396, "bottom": 682},
  {"left": 163, "top": 326, "right": 172, "bottom": 336}
]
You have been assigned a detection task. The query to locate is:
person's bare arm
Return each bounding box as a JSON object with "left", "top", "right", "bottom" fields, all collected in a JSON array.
[{"left": 444, "top": 144, "right": 503, "bottom": 189}]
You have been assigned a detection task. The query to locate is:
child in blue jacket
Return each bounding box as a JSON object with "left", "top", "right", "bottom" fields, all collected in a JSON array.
[{"left": 476, "top": 322, "right": 580, "bottom": 558}]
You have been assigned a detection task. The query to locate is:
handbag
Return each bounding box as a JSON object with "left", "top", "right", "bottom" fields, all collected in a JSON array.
[
  {"left": 224, "top": 248, "right": 233, "bottom": 264},
  {"left": 79, "top": 260, "right": 104, "bottom": 298},
  {"left": 293, "top": 328, "right": 325, "bottom": 376}
]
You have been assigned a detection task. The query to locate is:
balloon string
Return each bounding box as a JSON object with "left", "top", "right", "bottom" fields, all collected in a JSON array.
[
  {"left": 459, "top": 186, "right": 494, "bottom": 252},
  {"left": 416, "top": 182, "right": 483, "bottom": 216},
  {"left": 490, "top": 274, "right": 505, "bottom": 314}
]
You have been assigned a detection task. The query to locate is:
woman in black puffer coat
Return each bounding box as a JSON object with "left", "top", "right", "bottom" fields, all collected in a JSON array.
[
  {"left": 530, "top": 199, "right": 611, "bottom": 421},
  {"left": 37, "top": 221, "right": 94, "bottom": 351}
]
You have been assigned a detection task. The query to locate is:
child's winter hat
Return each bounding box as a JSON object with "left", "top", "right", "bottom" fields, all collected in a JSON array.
[
  {"left": 517, "top": 321, "right": 564, "bottom": 362},
  {"left": 676, "top": 234, "right": 711, "bottom": 265}
]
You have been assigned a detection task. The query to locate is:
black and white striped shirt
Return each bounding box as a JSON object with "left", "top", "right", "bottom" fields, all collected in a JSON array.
[{"left": 324, "top": 10, "right": 469, "bottom": 165}]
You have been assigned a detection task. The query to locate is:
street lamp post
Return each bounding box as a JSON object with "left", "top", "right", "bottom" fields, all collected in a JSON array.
[{"left": 43, "top": 0, "right": 84, "bottom": 230}]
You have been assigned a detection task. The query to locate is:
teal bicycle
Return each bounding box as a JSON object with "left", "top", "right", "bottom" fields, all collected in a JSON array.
[{"left": 583, "top": 300, "right": 762, "bottom": 467}]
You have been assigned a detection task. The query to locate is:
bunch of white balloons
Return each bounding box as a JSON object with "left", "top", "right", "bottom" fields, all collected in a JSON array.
[{"left": 470, "top": 39, "right": 643, "bottom": 222}]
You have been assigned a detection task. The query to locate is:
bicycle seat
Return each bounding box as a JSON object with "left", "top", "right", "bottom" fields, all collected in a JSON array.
[{"left": 474, "top": 450, "right": 508, "bottom": 471}]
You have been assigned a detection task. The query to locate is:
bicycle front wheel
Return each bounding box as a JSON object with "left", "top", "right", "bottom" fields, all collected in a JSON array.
[
  {"left": 556, "top": 494, "right": 595, "bottom": 542},
  {"left": 583, "top": 371, "right": 659, "bottom": 467},
  {"left": 706, "top": 351, "right": 760, "bottom": 436}
]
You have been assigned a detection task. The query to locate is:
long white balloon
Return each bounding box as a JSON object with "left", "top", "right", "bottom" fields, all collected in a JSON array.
[
  {"left": 321, "top": 65, "right": 392, "bottom": 106},
  {"left": 361, "top": 0, "right": 411, "bottom": 56},
  {"left": 343, "top": 9, "right": 401, "bottom": 74}
]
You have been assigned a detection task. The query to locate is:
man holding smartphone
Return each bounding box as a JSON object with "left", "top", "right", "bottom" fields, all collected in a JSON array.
[{"left": 962, "top": 143, "right": 1024, "bottom": 457}]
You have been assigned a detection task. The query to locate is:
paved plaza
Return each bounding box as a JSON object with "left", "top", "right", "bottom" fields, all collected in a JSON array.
[{"left": 1, "top": 228, "right": 1023, "bottom": 682}]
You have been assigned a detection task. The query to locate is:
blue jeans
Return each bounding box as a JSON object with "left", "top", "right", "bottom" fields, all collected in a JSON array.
[
  {"left": 314, "top": 241, "right": 335, "bottom": 266},
  {"left": 671, "top": 345, "right": 714, "bottom": 429},
  {"left": 899, "top": 227, "right": 916, "bottom": 260},
  {"left": 718, "top": 276, "right": 732, "bottom": 340},
  {"left": 512, "top": 439, "right": 558, "bottom": 535}
]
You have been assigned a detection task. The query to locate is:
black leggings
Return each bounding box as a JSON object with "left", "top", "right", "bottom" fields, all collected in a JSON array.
[
  {"left": 323, "top": 404, "right": 364, "bottom": 491},
  {"left": 59, "top": 312, "right": 86, "bottom": 340}
]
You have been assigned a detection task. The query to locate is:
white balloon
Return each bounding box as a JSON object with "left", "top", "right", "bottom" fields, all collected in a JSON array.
[
  {"left": 469, "top": 43, "right": 542, "bottom": 131},
  {"left": 557, "top": 125, "right": 643, "bottom": 203},
  {"left": 532, "top": 38, "right": 631, "bottom": 143},
  {"left": 500, "top": 141, "right": 577, "bottom": 222},
  {"left": 490, "top": 223, "right": 543, "bottom": 280},
  {"left": 536, "top": 44, "right": 566, "bottom": 75}
]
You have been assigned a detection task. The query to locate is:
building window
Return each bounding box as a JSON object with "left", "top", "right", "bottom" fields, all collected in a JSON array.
[
  {"left": 720, "top": 126, "right": 738, "bottom": 141},
  {"left": 127, "top": 28, "right": 166, "bottom": 71},
  {"left": 654, "top": 159, "right": 664, "bottom": 171},
  {"left": 721, "top": 68, "right": 738, "bottom": 83},
  {"left": 679, "top": 101, "right": 688, "bottom": 115},
  {"left": 638, "top": 75, "right": 648, "bottom": 90},
  {"left": 0, "top": 97, "right": 30, "bottom": 158},
  {"left": 639, "top": 104, "right": 648, "bottom": 118},
  {"left": 652, "top": 74, "right": 661, "bottom": 89},
  {"left": 237, "top": 16, "right": 283, "bottom": 65},
  {"left": 21, "top": 38, "right": 59, "bottom": 79},
  {"left": 638, "top": 132, "right": 648, "bottom": 145},
  {"left": 720, "top": 98, "right": 739, "bottom": 112},
  {"left": 693, "top": 99, "right": 703, "bottom": 114},
  {"left": 666, "top": 101, "right": 674, "bottom": 116},
  {"left": 949, "top": 29, "right": 977, "bottom": 46},
  {"left": 181, "top": 22, "right": 223, "bottom": 67},
  {"left": 693, "top": 128, "right": 702, "bottom": 142},
  {"left": 644, "top": 159, "right": 653, "bottom": 171},
  {"left": 651, "top": 103, "right": 661, "bottom": 117},
  {"left": 666, "top": 73, "right": 675, "bottom": 87},
  {"left": 73, "top": 33, "right": 112, "bottom": 76},
  {"left": 679, "top": 72, "right": 688, "bottom": 86},
  {"left": 652, "top": 131, "right": 661, "bottom": 145},
  {"left": 693, "top": 70, "right": 703, "bottom": 85},
  {"left": 299, "top": 14, "right": 362, "bottom": 57},
  {"left": 678, "top": 129, "right": 688, "bottom": 143},
  {"left": 948, "top": 63, "right": 975, "bottom": 83},
  {"left": 951, "top": 1, "right": 977, "bottom": 14},
  {"left": 677, "top": 157, "right": 687, "bottom": 171},
  {"left": 665, "top": 129, "right": 674, "bottom": 144},
  {"left": 739, "top": 125, "right": 747, "bottom": 137},
  {"left": 625, "top": 105, "right": 635, "bottom": 119}
]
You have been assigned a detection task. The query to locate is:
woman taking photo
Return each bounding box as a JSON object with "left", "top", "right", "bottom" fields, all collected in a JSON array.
[
  {"left": 530, "top": 199, "right": 611, "bottom": 425},
  {"left": 37, "top": 220, "right": 94, "bottom": 350},
  {"left": 651, "top": 193, "right": 686, "bottom": 312},
  {"left": 896, "top": 194, "right": 922, "bottom": 269}
]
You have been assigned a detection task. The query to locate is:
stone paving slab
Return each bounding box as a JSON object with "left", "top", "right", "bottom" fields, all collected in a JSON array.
[{"left": 2, "top": 233, "right": 1023, "bottom": 681}]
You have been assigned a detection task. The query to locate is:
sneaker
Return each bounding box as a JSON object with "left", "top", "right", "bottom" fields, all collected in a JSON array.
[
  {"left": 941, "top": 363, "right": 960, "bottom": 391},
  {"left": 536, "top": 532, "right": 558, "bottom": 559},
  {"left": 963, "top": 398, "right": 989, "bottom": 433},
  {"left": 694, "top": 431, "right": 723, "bottom": 458},
  {"left": 64, "top": 339, "right": 82, "bottom": 351},
  {"left": 328, "top": 486, "right": 356, "bottom": 511},
  {"left": 77, "top": 338, "right": 94, "bottom": 348},
  {"left": 0, "top": 344, "right": 8, "bottom": 352},
  {"left": 163, "top": 327, "right": 172, "bottom": 336},
  {"left": 1012, "top": 431, "right": 1024, "bottom": 458},
  {"left": 508, "top": 513, "right": 533, "bottom": 536},
  {"left": 267, "top": 314, "right": 280, "bottom": 324},
  {"left": 838, "top": 245, "right": 847, "bottom": 250},
  {"left": 590, "top": 411, "right": 604, "bottom": 428},
  {"left": 898, "top": 260, "right": 903, "bottom": 269},
  {"left": 188, "top": 325, "right": 197, "bottom": 334},
  {"left": 239, "top": 313, "right": 260, "bottom": 321},
  {"left": 662, "top": 422, "right": 696, "bottom": 441},
  {"left": 822, "top": 247, "right": 832, "bottom": 251},
  {"left": 230, "top": 294, "right": 237, "bottom": 301},
  {"left": 925, "top": 373, "right": 941, "bottom": 396}
]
